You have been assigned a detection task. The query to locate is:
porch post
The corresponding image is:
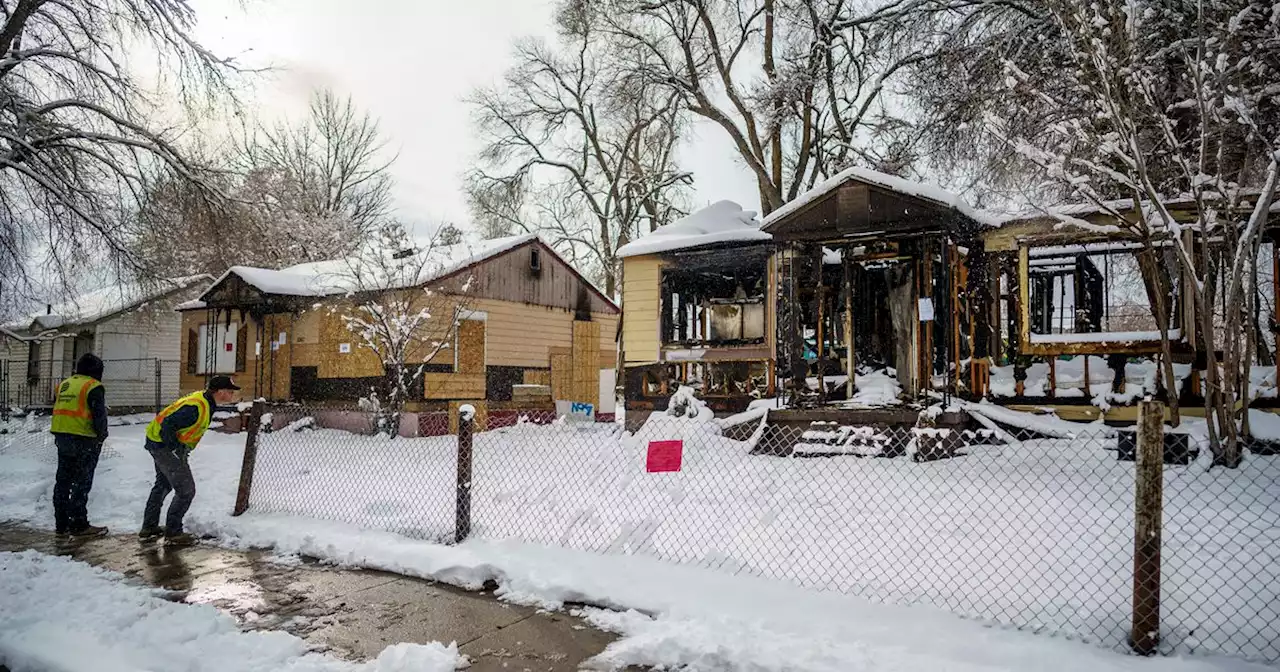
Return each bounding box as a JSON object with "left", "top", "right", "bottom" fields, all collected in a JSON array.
[{"left": 843, "top": 253, "right": 855, "bottom": 399}]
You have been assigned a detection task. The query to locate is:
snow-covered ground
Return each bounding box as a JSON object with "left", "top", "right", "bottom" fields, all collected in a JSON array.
[
  {"left": 1, "top": 419, "right": 1277, "bottom": 670},
  {"left": 0, "top": 550, "right": 463, "bottom": 672},
  {"left": 989, "top": 356, "right": 1278, "bottom": 402}
]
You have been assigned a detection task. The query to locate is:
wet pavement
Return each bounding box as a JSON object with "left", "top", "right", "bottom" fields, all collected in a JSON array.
[{"left": 0, "top": 523, "right": 619, "bottom": 671}]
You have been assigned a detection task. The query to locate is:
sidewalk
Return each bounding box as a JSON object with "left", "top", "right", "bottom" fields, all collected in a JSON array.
[{"left": 0, "top": 523, "right": 619, "bottom": 671}]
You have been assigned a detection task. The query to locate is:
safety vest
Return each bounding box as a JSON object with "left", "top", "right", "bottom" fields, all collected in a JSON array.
[
  {"left": 50, "top": 374, "right": 102, "bottom": 438},
  {"left": 146, "top": 391, "right": 213, "bottom": 449}
]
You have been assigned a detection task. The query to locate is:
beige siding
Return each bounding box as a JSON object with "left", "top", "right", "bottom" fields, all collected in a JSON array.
[
  {"left": 621, "top": 255, "right": 661, "bottom": 364},
  {"left": 470, "top": 297, "right": 615, "bottom": 369}
]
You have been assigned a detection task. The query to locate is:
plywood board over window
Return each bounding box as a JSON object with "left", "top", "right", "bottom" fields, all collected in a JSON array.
[{"left": 456, "top": 320, "right": 485, "bottom": 374}]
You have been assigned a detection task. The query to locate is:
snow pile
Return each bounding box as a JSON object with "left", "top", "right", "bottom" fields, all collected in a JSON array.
[
  {"left": 0, "top": 550, "right": 465, "bottom": 672},
  {"left": 842, "top": 368, "right": 902, "bottom": 406},
  {"left": 283, "top": 416, "right": 317, "bottom": 432},
  {"left": 988, "top": 356, "right": 1194, "bottom": 402},
  {"left": 964, "top": 401, "right": 1112, "bottom": 439},
  {"left": 615, "top": 200, "right": 770, "bottom": 258}
]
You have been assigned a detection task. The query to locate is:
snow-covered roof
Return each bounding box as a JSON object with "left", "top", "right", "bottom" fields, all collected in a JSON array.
[
  {"left": 762, "top": 166, "right": 1004, "bottom": 229},
  {"left": 201, "top": 234, "right": 540, "bottom": 300},
  {"left": 14, "top": 275, "right": 211, "bottom": 333},
  {"left": 616, "top": 201, "right": 772, "bottom": 259}
]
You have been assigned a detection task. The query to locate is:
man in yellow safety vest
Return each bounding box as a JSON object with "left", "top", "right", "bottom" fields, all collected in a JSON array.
[
  {"left": 50, "top": 353, "right": 109, "bottom": 537},
  {"left": 139, "top": 375, "right": 240, "bottom": 546}
]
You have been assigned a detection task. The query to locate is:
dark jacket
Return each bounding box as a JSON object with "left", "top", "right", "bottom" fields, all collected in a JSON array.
[
  {"left": 71, "top": 353, "right": 108, "bottom": 442},
  {"left": 147, "top": 391, "right": 214, "bottom": 455}
]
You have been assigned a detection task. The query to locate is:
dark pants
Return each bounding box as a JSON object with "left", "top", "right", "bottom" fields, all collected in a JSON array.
[
  {"left": 142, "top": 442, "right": 196, "bottom": 534},
  {"left": 53, "top": 435, "right": 103, "bottom": 532}
]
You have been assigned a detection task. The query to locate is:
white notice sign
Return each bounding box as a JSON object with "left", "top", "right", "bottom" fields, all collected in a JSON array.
[{"left": 918, "top": 298, "right": 935, "bottom": 322}]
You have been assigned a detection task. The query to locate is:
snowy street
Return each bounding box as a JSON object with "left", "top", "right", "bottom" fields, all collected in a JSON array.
[
  {"left": 0, "top": 523, "right": 609, "bottom": 671},
  {"left": 2, "top": 422, "right": 1277, "bottom": 671}
]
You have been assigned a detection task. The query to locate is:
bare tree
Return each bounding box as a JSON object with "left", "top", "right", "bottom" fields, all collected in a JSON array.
[
  {"left": 0, "top": 0, "right": 238, "bottom": 316},
  {"left": 602, "top": 0, "right": 927, "bottom": 214},
  {"left": 328, "top": 221, "right": 467, "bottom": 436},
  {"left": 240, "top": 89, "right": 395, "bottom": 242},
  {"left": 980, "top": 0, "right": 1280, "bottom": 465},
  {"left": 468, "top": 5, "right": 689, "bottom": 295}
]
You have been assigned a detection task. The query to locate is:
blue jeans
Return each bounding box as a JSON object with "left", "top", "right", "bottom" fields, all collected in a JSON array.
[
  {"left": 142, "top": 441, "right": 196, "bottom": 534},
  {"left": 53, "top": 435, "right": 102, "bottom": 532}
]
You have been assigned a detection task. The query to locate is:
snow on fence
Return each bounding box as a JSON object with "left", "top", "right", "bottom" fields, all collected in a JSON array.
[{"left": 240, "top": 402, "right": 1280, "bottom": 664}]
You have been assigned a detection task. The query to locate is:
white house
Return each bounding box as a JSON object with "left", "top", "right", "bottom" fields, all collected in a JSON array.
[{"left": 1, "top": 275, "right": 211, "bottom": 412}]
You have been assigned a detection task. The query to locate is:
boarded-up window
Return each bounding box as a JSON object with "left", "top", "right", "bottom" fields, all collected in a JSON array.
[
  {"left": 195, "top": 322, "right": 238, "bottom": 374},
  {"left": 456, "top": 320, "right": 486, "bottom": 374},
  {"left": 235, "top": 324, "right": 248, "bottom": 372},
  {"left": 186, "top": 328, "right": 198, "bottom": 374}
]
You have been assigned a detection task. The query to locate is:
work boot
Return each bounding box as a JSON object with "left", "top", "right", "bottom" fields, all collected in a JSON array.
[
  {"left": 138, "top": 526, "right": 165, "bottom": 541},
  {"left": 68, "top": 525, "right": 109, "bottom": 538},
  {"left": 163, "top": 532, "right": 197, "bottom": 548}
]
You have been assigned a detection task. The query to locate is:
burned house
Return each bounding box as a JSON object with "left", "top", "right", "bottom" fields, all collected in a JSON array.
[
  {"left": 177, "top": 234, "right": 620, "bottom": 431},
  {"left": 764, "top": 168, "right": 997, "bottom": 408},
  {"left": 618, "top": 201, "right": 775, "bottom": 416}
]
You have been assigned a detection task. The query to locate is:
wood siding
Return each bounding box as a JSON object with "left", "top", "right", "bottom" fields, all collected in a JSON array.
[
  {"left": 621, "top": 255, "right": 662, "bottom": 364},
  {"left": 468, "top": 297, "right": 616, "bottom": 371},
  {"left": 436, "top": 240, "right": 616, "bottom": 315}
]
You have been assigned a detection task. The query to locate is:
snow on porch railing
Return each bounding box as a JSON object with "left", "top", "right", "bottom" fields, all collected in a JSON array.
[{"left": 235, "top": 399, "right": 1280, "bottom": 664}]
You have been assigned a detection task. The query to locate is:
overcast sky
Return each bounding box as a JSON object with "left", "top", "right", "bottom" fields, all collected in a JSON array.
[{"left": 192, "top": 0, "right": 761, "bottom": 233}]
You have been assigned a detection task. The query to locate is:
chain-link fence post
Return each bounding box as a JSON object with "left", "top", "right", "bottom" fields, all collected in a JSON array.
[
  {"left": 1131, "top": 399, "right": 1164, "bottom": 655},
  {"left": 153, "top": 358, "right": 162, "bottom": 413},
  {"left": 455, "top": 404, "right": 475, "bottom": 543},
  {"left": 233, "top": 401, "right": 264, "bottom": 517}
]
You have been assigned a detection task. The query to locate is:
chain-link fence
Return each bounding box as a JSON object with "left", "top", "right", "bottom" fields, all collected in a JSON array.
[
  {"left": 238, "top": 401, "right": 1279, "bottom": 663},
  {"left": 0, "top": 358, "right": 184, "bottom": 460}
]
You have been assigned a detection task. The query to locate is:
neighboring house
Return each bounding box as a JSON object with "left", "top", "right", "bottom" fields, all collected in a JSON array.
[
  {"left": 0, "top": 276, "right": 212, "bottom": 412},
  {"left": 177, "top": 234, "right": 620, "bottom": 432},
  {"left": 617, "top": 201, "right": 776, "bottom": 416}
]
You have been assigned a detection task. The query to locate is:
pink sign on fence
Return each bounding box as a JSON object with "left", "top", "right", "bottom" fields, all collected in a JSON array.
[{"left": 646, "top": 440, "right": 683, "bottom": 473}]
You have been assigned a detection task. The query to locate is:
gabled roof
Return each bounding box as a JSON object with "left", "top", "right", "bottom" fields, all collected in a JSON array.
[
  {"left": 617, "top": 201, "right": 771, "bottom": 258},
  {"left": 187, "top": 234, "right": 620, "bottom": 314},
  {"left": 196, "top": 234, "right": 539, "bottom": 302},
  {"left": 9, "top": 275, "right": 211, "bottom": 335},
  {"left": 762, "top": 166, "right": 1003, "bottom": 236}
]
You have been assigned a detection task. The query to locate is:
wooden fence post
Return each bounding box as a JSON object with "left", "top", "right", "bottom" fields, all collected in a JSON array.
[
  {"left": 232, "top": 401, "right": 264, "bottom": 517},
  {"left": 1131, "top": 399, "right": 1164, "bottom": 655},
  {"left": 455, "top": 404, "right": 475, "bottom": 543}
]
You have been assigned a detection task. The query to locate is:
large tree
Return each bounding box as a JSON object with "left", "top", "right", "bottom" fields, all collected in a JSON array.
[
  {"left": 0, "top": 0, "right": 237, "bottom": 315},
  {"left": 602, "top": 0, "right": 927, "bottom": 213},
  {"left": 467, "top": 2, "right": 689, "bottom": 295},
  {"left": 928, "top": 0, "right": 1280, "bottom": 464},
  {"left": 239, "top": 89, "right": 395, "bottom": 241},
  {"left": 134, "top": 90, "right": 394, "bottom": 276}
]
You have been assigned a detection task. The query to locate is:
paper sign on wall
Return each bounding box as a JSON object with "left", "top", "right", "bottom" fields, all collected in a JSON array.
[
  {"left": 255, "top": 343, "right": 261, "bottom": 356},
  {"left": 918, "top": 298, "right": 935, "bottom": 322},
  {"left": 271, "top": 341, "right": 279, "bottom": 351},
  {"left": 278, "top": 332, "right": 287, "bottom": 344},
  {"left": 339, "top": 343, "right": 351, "bottom": 354},
  {"left": 646, "top": 440, "right": 683, "bottom": 473}
]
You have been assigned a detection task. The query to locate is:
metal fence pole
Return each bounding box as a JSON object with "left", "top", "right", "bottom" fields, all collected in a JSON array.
[
  {"left": 455, "top": 405, "right": 475, "bottom": 543},
  {"left": 233, "top": 401, "right": 264, "bottom": 517},
  {"left": 153, "top": 358, "right": 162, "bottom": 413},
  {"left": 1131, "top": 399, "right": 1164, "bottom": 655}
]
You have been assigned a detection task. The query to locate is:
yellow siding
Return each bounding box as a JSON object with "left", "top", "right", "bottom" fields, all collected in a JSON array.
[{"left": 621, "top": 255, "right": 661, "bottom": 364}]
